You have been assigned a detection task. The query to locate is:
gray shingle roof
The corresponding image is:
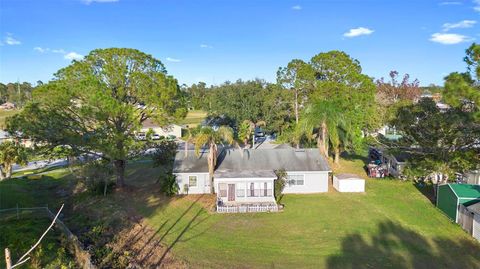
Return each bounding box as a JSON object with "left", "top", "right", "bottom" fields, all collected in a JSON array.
[
  {"left": 467, "top": 202, "right": 480, "bottom": 215},
  {"left": 335, "top": 173, "right": 364, "bottom": 180},
  {"left": 173, "top": 148, "right": 331, "bottom": 177}
]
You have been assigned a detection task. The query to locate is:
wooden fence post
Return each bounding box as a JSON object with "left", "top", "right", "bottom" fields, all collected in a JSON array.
[{"left": 5, "top": 248, "right": 12, "bottom": 269}]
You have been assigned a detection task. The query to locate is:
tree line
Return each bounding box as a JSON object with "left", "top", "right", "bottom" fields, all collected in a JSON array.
[
  {"left": 0, "top": 81, "right": 39, "bottom": 107},
  {"left": 2, "top": 44, "right": 479, "bottom": 188}
]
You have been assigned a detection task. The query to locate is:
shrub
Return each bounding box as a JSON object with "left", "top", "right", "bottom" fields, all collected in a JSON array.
[
  {"left": 160, "top": 173, "right": 179, "bottom": 196},
  {"left": 274, "top": 169, "right": 287, "bottom": 204}
]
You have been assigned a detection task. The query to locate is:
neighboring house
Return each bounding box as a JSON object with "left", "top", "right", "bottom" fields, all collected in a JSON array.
[
  {"left": 0, "top": 130, "right": 8, "bottom": 144},
  {"left": 333, "top": 174, "right": 365, "bottom": 192},
  {"left": 0, "top": 102, "right": 15, "bottom": 110},
  {"left": 368, "top": 148, "right": 409, "bottom": 178},
  {"left": 464, "top": 170, "right": 480, "bottom": 185},
  {"left": 173, "top": 148, "right": 331, "bottom": 213},
  {"left": 140, "top": 119, "right": 182, "bottom": 138}
]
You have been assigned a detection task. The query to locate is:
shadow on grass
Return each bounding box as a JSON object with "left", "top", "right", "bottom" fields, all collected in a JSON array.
[
  {"left": 414, "top": 182, "right": 436, "bottom": 204},
  {"left": 327, "top": 220, "right": 480, "bottom": 269},
  {"left": 339, "top": 152, "right": 369, "bottom": 163}
]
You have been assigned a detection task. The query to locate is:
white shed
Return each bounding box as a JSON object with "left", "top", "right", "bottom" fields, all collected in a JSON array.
[
  {"left": 333, "top": 174, "right": 365, "bottom": 193},
  {"left": 467, "top": 203, "right": 480, "bottom": 241}
]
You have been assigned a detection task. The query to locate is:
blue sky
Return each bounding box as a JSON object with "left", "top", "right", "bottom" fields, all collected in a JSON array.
[{"left": 0, "top": 0, "right": 479, "bottom": 86}]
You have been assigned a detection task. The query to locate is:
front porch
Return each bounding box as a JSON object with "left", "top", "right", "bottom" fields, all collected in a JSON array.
[
  {"left": 214, "top": 173, "right": 278, "bottom": 213},
  {"left": 216, "top": 201, "right": 279, "bottom": 213}
]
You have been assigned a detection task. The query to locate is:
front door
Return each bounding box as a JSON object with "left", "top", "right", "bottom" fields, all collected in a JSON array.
[{"left": 228, "top": 184, "right": 235, "bottom": 201}]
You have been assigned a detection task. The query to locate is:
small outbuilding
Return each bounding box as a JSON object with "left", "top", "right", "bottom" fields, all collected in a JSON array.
[
  {"left": 436, "top": 184, "right": 480, "bottom": 222},
  {"left": 333, "top": 173, "right": 365, "bottom": 192},
  {"left": 466, "top": 203, "right": 480, "bottom": 241}
]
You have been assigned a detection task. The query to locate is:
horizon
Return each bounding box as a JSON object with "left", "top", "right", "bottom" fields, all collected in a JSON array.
[{"left": 1, "top": 0, "right": 479, "bottom": 87}]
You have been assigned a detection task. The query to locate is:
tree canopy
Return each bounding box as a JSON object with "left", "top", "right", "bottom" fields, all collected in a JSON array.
[{"left": 7, "top": 48, "right": 186, "bottom": 187}]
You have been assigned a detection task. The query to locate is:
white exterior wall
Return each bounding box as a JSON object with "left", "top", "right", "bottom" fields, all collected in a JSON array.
[
  {"left": 174, "top": 173, "right": 210, "bottom": 194},
  {"left": 283, "top": 171, "right": 329, "bottom": 193},
  {"left": 473, "top": 214, "right": 480, "bottom": 241},
  {"left": 333, "top": 176, "right": 365, "bottom": 192},
  {"left": 142, "top": 125, "right": 182, "bottom": 138},
  {"left": 214, "top": 178, "right": 276, "bottom": 204}
]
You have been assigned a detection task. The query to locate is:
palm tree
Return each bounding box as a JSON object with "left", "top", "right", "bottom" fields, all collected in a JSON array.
[
  {"left": 193, "top": 126, "right": 235, "bottom": 193},
  {"left": 182, "top": 127, "right": 199, "bottom": 158},
  {"left": 300, "top": 100, "right": 345, "bottom": 164},
  {"left": 238, "top": 119, "right": 266, "bottom": 149},
  {"left": 0, "top": 141, "right": 28, "bottom": 180}
]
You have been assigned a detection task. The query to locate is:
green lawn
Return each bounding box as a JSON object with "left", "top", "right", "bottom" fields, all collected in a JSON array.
[
  {"left": 122, "top": 162, "right": 480, "bottom": 268},
  {"left": 0, "top": 109, "right": 19, "bottom": 129},
  {"left": 2, "top": 160, "right": 480, "bottom": 268},
  {"left": 179, "top": 110, "right": 207, "bottom": 127}
]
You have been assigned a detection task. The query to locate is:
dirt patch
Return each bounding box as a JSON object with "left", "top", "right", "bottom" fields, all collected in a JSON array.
[{"left": 107, "top": 220, "right": 188, "bottom": 268}]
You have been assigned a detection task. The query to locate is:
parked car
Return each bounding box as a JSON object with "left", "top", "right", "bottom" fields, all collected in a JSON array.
[
  {"left": 136, "top": 132, "right": 147, "bottom": 141},
  {"left": 152, "top": 134, "right": 161, "bottom": 140},
  {"left": 255, "top": 127, "right": 265, "bottom": 137}
]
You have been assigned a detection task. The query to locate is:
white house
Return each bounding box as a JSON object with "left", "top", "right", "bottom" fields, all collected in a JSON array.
[
  {"left": 173, "top": 148, "right": 331, "bottom": 213},
  {"left": 140, "top": 119, "right": 182, "bottom": 138}
]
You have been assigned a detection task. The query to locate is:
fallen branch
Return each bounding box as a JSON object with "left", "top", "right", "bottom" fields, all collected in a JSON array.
[{"left": 9, "top": 204, "right": 64, "bottom": 269}]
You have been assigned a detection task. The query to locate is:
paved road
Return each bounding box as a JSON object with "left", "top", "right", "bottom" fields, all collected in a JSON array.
[{"left": 12, "top": 158, "right": 68, "bottom": 172}]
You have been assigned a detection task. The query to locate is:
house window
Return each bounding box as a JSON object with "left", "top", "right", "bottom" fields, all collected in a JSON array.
[
  {"left": 250, "top": 183, "right": 255, "bottom": 197},
  {"left": 219, "top": 183, "right": 227, "bottom": 197},
  {"left": 264, "top": 182, "right": 268, "bottom": 196},
  {"left": 288, "top": 174, "right": 305, "bottom": 186},
  {"left": 189, "top": 176, "right": 197, "bottom": 187}
]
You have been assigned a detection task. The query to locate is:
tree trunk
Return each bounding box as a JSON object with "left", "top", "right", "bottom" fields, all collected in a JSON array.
[
  {"left": 321, "top": 121, "right": 329, "bottom": 158},
  {"left": 317, "top": 131, "right": 325, "bottom": 156},
  {"left": 208, "top": 143, "right": 217, "bottom": 194},
  {"left": 5, "top": 164, "right": 12, "bottom": 179},
  {"left": 0, "top": 167, "right": 5, "bottom": 181},
  {"left": 334, "top": 148, "right": 340, "bottom": 164},
  {"left": 114, "top": 159, "right": 126, "bottom": 188},
  {"left": 294, "top": 89, "right": 299, "bottom": 124}
]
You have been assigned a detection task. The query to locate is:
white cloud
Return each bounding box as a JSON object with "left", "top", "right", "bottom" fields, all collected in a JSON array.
[
  {"left": 292, "top": 5, "right": 302, "bottom": 10},
  {"left": 34, "top": 47, "right": 82, "bottom": 60},
  {"left": 52, "top": 49, "right": 66, "bottom": 54},
  {"left": 82, "top": 0, "right": 119, "bottom": 4},
  {"left": 439, "top": 1, "right": 462, "bottom": 5},
  {"left": 200, "top": 44, "right": 213, "bottom": 49},
  {"left": 475, "top": 0, "right": 480, "bottom": 11},
  {"left": 34, "top": 47, "right": 47, "bottom": 53},
  {"left": 4, "top": 34, "right": 21, "bottom": 45},
  {"left": 343, "top": 27, "right": 374, "bottom": 38},
  {"left": 442, "top": 20, "right": 477, "bottom": 31},
  {"left": 166, "top": 57, "right": 181, "bottom": 62},
  {"left": 430, "top": 33, "right": 473, "bottom": 44},
  {"left": 64, "top": 52, "right": 83, "bottom": 60}
]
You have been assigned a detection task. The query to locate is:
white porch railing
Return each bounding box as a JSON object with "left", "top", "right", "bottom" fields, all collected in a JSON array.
[{"left": 217, "top": 203, "right": 279, "bottom": 213}]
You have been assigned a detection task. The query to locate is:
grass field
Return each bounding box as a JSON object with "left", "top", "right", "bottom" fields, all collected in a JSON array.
[
  {"left": 0, "top": 109, "right": 19, "bottom": 129},
  {"left": 132, "top": 180, "right": 480, "bottom": 268},
  {"left": 2, "top": 158, "right": 480, "bottom": 268},
  {"left": 125, "top": 160, "right": 480, "bottom": 268},
  {"left": 179, "top": 110, "right": 207, "bottom": 127}
]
